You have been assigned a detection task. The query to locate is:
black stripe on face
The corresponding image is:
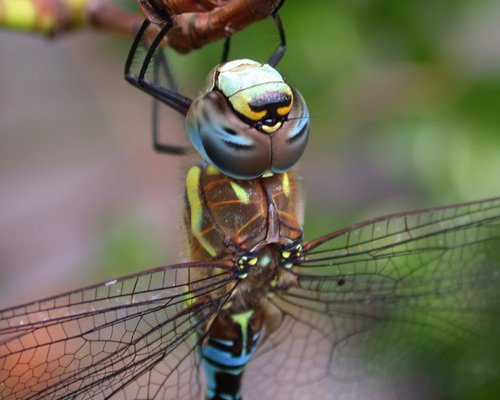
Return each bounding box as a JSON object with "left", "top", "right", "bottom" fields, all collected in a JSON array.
[{"left": 248, "top": 92, "right": 292, "bottom": 112}]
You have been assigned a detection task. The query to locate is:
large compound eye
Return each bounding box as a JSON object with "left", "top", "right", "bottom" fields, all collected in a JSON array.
[
  {"left": 185, "top": 59, "right": 310, "bottom": 179},
  {"left": 186, "top": 91, "right": 273, "bottom": 179},
  {"left": 269, "top": 87, "right": 309, "bottom": 174}
]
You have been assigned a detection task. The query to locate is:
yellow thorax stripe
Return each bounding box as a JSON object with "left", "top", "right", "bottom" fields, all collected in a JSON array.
[
  {"left": 230, "top": 181, "right": 251, "bottom": 204},
  {"left": 282, "top": 172, "right": 290, "bottom": 197},
  {"left": 186, "top": 166, "right": 217, "bottom": 257}
]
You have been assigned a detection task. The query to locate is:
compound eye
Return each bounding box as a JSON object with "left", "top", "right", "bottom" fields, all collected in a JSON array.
[
  {"left": 186, "top": 91, "right": 273, "bottom": 179},
  {"left": 269, "top": 87, "right": 309, "bottom": 174}
]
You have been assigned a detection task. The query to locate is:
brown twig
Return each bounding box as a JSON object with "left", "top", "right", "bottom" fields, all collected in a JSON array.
[{"left": 0, "top": 0, "right": 283, "bottom": 53}]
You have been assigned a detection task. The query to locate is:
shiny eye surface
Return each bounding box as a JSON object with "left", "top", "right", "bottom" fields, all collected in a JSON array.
[{"left": 186, "top": 59, "right": 310, "bottom": 179}]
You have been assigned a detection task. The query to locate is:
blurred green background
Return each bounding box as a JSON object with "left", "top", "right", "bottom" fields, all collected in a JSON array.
[{"left": 0, "top": 0, "right": 499, "bottom": 398}]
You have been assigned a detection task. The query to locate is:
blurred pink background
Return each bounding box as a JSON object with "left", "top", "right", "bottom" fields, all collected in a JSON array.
[{"left": 0, "top": 32, "right": 187, "bottom": 306}]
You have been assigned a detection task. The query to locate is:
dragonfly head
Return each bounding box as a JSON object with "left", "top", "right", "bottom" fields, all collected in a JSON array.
[{"left": 186, "top": 59, "right": 310, "bottom": 179}]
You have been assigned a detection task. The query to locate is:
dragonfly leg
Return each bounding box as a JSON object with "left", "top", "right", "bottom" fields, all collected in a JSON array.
[
  {"left": 220, "top": 0, "right": 286, "bottom": 67},
  {"left": 125, "top": 19, "right": 193, "bottom": 155},
  {"left": 125, "top": 19, "right": 192, "bottom": 115},
  {"left": 220, "top": 36, "right": 231, "bottom": 64},
  {"left": 267, "top": 3, "right": 287, "bottom": 66}
]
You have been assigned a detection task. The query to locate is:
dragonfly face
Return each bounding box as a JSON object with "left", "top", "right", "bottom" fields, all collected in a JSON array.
[{"left": 186, "top": 59, "right": 310, "bottom": 179}]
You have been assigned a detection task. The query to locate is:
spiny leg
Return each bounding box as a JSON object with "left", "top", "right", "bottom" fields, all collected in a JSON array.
[
  {"left": 125, "top": 18, "right": 192, "bottom": 154},
  {"left": 267, "top": 13, "right": 286, "bottom": 67},
  {"left": 220, "top": 0, "right": 286, "bottom": 66}
]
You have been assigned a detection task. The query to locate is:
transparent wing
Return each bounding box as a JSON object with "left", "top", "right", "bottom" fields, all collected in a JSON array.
[
  {"left": 0, "top": 261, "right": 238, "bottom": 400},
  {"left": 246, "top": 197, "right": 500, "bottom": 400}
]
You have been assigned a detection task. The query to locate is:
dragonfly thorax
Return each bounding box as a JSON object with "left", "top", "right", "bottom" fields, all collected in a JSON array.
[
  {"left": 183, "top": 162, "right": 304, "bottom": 263},
  {"left": 186, "top": 59, "right": 310, "bottom": 179}
]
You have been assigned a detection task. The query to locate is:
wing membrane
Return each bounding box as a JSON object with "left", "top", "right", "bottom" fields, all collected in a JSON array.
[
  {"left": 0, "top": 261, "right": 238, "bottom": 400},
  {"left": 245, "top": 197, "right": 500, "bottom": 399},
  {"left": 295, "top": 196, "right": 500, "bottom": 310}
]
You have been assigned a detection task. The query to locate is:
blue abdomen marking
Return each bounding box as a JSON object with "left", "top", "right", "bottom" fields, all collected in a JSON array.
[{"left": 201, "top": 309, "right": 261, "bottom": 400}]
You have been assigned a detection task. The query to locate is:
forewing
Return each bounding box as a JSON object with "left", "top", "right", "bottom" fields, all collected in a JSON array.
[
  {"left": 245, "top": 197, "right": 500, "bottom": 399},
  {"left": 0, "top": 261, "right": 238, "bottom": 400}
]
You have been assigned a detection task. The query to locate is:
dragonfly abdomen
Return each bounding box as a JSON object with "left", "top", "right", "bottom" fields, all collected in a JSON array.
[{"left": 201, "top": 309, "right": 262, "bottom": 400}]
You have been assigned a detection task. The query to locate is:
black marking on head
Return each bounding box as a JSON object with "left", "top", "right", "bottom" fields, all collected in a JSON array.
[{"left": 249, "top": 92, "right": 291, "bottom": 111}]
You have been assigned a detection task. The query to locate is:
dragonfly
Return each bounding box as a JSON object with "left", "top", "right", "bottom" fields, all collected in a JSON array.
[{"left": 1, "top": 10, "right": 500, "bottom": 400}]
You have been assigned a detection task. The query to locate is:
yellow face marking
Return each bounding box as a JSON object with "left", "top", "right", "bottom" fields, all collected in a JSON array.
[
  {"left": 262, "top": 170, "right": 274, "bottom": 178},
  {"left": 261, "top": 122, "right": 282, "bottom": 134},
  {"left": 282, "top": 172, "right": 290, "bottom": 197},
  {"left": 229, "top": 94, "right": 267, "bottom": 121},
  {"left": 247, "top": 109, "right": 267, "bottom": 121},
  {"left": 277, "top": 103, "right": 293, "bottom": 116},
  {"left": 186, "top": 166, "right": 217, "bottom": 257},
  {"left": 231, "top": 309, "right": 254, "bottom": 352},
  {"left": 239, "top": 105, "right": 266, "bottom": 121},
  {"left": 281, "top": 250, "right": 291, "bottom": 259},
  {"left": 230, "top": 181, "right": 250, "bottom": 204}
]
